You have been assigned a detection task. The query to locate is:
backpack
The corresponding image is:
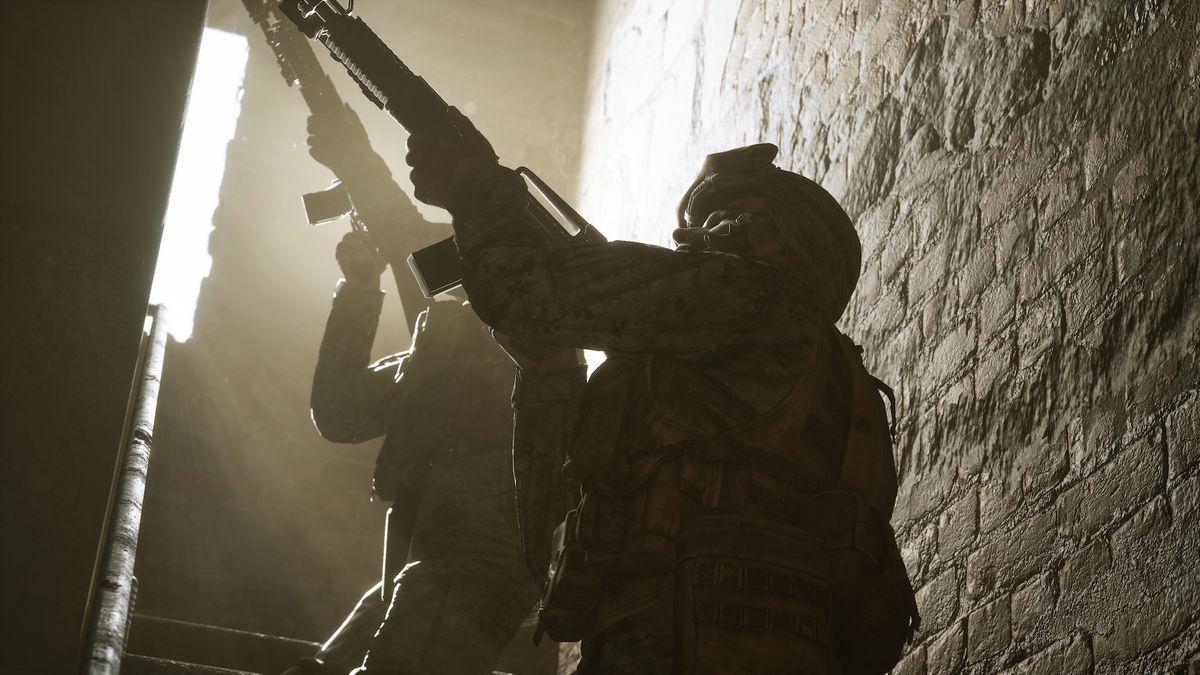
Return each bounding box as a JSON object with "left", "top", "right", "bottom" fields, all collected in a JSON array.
[{"left": 814, "top": 335, "right": 919, "bottom": 675}]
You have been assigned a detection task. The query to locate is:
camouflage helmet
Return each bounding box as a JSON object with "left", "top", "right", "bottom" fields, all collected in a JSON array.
[{"left": 676, "top": 143, "right": 861, "bottom": 321}]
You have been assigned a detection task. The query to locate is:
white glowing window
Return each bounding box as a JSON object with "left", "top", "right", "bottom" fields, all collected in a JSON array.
[{"left": 149, "top": 27, "right": 249, "bottom": 341}]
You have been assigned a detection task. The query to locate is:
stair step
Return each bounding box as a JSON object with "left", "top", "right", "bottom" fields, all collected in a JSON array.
[
  {"left": 126, "top": 613, "right": 318, "bottom": 674},
  {"left": 122, "top": 654, "right": 260, "bottom": 675}
]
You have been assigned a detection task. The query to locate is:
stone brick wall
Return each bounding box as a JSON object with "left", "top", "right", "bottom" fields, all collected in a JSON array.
[{"left": 570, "top": 1, "right": 1199, "bottom": 672}]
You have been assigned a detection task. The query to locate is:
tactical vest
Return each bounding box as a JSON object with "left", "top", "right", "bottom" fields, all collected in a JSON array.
[
  {"left": 373, "top": 299, "right": 515, "bottom": 502},
  {"left": 540, "top": 328, "right": 919, "bottom": 675}
]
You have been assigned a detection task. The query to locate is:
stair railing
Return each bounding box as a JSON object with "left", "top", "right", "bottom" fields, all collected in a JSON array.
[{"left": 82, "top": 305, "right": 170, "bottom": 674}]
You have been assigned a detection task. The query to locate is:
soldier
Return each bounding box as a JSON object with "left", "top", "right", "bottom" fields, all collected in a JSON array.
[
  {"left": 405, "top": 115, "right": 920, "bottom": 674},
  {"left": 290, "top": 105, "right": 557, "bottom": 675}
]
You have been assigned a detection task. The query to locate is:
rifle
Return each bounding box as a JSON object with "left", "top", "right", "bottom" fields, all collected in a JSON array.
[
  {"left": 242, "top": 0, "right": 421, "bottom": 603},
  {"left": 242, "top": 0, "right": 427, "bottom": 308},
  {"left": 276, "top": 0, "right": 603, "bottom": 297}
]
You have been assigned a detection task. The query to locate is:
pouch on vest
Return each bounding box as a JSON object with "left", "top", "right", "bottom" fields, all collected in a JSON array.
[
  {"left": 824, "top": 335, "right": 920, "bottom": 674},
  {"left": 539, "top": 510, "right": 603, "bottom": 642}
]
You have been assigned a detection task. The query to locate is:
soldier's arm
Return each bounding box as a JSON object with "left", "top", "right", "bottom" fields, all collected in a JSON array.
[
  {"left": 308, "top": 105, "right": 450, "bottom": 335},
  {"left": 447, "top": 167, "right": 802, "bottom": 355},
  {"left": 310, "top": 283, "right": 407, "bottom": 443},
  {"left": 502, "top": 337, "right": 588, "bottom": 583}
]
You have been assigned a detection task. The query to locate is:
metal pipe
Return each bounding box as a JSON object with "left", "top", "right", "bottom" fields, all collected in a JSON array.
[{"left": 83, "top": 305, "right": 170, "bottom": 674}]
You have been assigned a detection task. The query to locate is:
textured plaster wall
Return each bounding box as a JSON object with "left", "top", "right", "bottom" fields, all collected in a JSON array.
[{"left": 570, "top": 1, "right": 1200, "bottom": 673}]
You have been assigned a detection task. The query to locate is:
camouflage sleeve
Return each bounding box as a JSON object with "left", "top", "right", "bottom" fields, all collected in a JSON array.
[
  {"left": 310, "top": 282, "right": 408, "bottom": 443},
  {"left": 510, "top": 363, "right": 587, "bottom": 583},
  {"left": 446, "top": 166, "right": 799, "bottom": 355}
]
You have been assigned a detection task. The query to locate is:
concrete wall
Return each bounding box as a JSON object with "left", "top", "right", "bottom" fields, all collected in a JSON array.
[
  {"left": 0, "top": 2, "right": 207, "bottom": 672},
  {"left": 134, "top": 0, "right": 594, "bottom": 644},
  {"left": 570, "top": 0, "right": 1199, "bottom": 672}
]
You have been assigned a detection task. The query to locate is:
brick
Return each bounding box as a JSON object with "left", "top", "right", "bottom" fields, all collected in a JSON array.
[
  {"left": 857, "top": 197, "right": 899, "bottom": 256},
  {"left": 1094, "top": 538, "right": 1200, "bottom": 668},
  {"left": 1034, "top": 162, "right": 1083, "bottom": 229},
  {"left": 1000, "top": 635, "right": 1093, "bottom": 675},
  {"left": 1061, "top": 261, "right": 1112, "bottom": 340},
  {"left": 974, "top": 332, "right": 1015, "bottom": 398},
  {"left": 979, "top": 156, "right": 1040, "bottom": 231},
  {"left": 926, "top": 620, "right": 966, "bottom": 675},
  {"left": 901, "top": 521, "right": 941, "bottom": 588},
  {"left": 1011, "top": 573, "right": 1056, "bottom": 647},
  {"left": 882, "top": 226, "right": 913, "bottom": 282},
  {"left": 927, "top": 321, "right": 976, "bottom": 387},
  {"left": 955, "top": 0, "right": 979, "bottom": 27},
  {"left": 856, "top": 258, "right": 882, "bottom": 307},
  {"left": 1167, "top": 392, "right": 1199, "bottom": 481},
  {"left": 1082, "top": 127, "right": 1126, "bottom": 191},
  {"left": 967, "top": 509, "right": 1055, "bottom": 600},
  {"left": 1032, "top": 205, "right": 1104, "bottom": 296},
  {"left": 1065, "top": 415, "right": 1086, "bottom": 477},
  {"left": 937, "top": 489, "right": 978, "bottom": 561},
  {"left": 895, "top": 471, "right": 953, "bottom": 525},
  {"left": 958, "top": 238, "right": 997, "bottom": 306},
  {"left": 978, "top": 478, "right": 1020, "bottom": 534},
  {"left": 920, "top": 291, "right": 951, "bottom": 343},
  {"left": 1114, "top": 228, "right": 1148, "bottom": 285},
  {"left": 1016, "top": 292, "right": 1063, "bottom": 371},
  {"left": 1017, "top": 439, "right": 1069, "bottom": 497},
  {"left": 987, "top": 0, "right": 1025, "bottom": 35},
  {"left": 966, "top": 593, "right": 1012, "bottom": 663},
  {"left": 956, "top": 437, "right": 986, "bottom": 480},
  {"left": 891, "top": 644, "right": 927, "bottom": 675},
  {"left": 908, "top": 238, "right": 949, "bottom": 301},
  {"left": 1111, "top": 151, "right": 1152, "bottom": 207},
  {"left": 916, "top": 567, "right": 961, "bottom": 634},
  {"left": 979, "top": 277, "right": 1016, "bottom": 342},
  {"left": 1110, "top": 495, "right": 1170, "bottom": 556},
  {"left": 1058, "top": 537, "right": 1111, "bottom": 600},
  {"left": 1072, "top": 410, "right": 1123, "bottom": 477},
  {"left": 1170, "top": 475, "right": 1200, "bottom": 523},
  {"left": 1056, "top": 433, "right": 1165, "bottom": 543},
  {"left": 995, "top": 203, "right": 1036, "bottom": 270},
  {"left": 869, "top": 284, "right": 908, "bottom": 333}
]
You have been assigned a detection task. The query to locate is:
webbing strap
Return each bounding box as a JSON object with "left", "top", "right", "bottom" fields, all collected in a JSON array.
[{"left": 870, "top": 374, "right": 898, "bottom": 440}]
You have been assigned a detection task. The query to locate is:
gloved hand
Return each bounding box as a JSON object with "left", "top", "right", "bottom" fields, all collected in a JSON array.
[
  {"left": 672, "top": 195, "right": 784, "bottom": 260},
  {"left": 336, "top": 231, "right": 386, "bottom": 289},
  {"left": 672, "top": 208, "right": 754, "bottom": 253},
  {"left": 405, "top": 107, "right": 498, "bottom": 209}
]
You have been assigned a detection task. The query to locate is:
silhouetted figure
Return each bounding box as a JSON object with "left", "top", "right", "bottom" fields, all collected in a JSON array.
[
  {"left": 405, "top": 125, "right": 920, "bottom": 674},
  {"left": 293, "top": 106, "right": 549, "bottom": 675}
]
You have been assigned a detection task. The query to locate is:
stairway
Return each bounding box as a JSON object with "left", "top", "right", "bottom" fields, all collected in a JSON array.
[{"left": 121, "top": 613, "right": 319, "bottom": 675}]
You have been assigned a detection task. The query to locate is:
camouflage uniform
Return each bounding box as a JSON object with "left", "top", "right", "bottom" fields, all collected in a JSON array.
[
  {"left": 309, "top": 282, "right": 542, "bottom": 675},
  {"left": 440, "top": 145, "right": 918, "bottom": 674}
]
